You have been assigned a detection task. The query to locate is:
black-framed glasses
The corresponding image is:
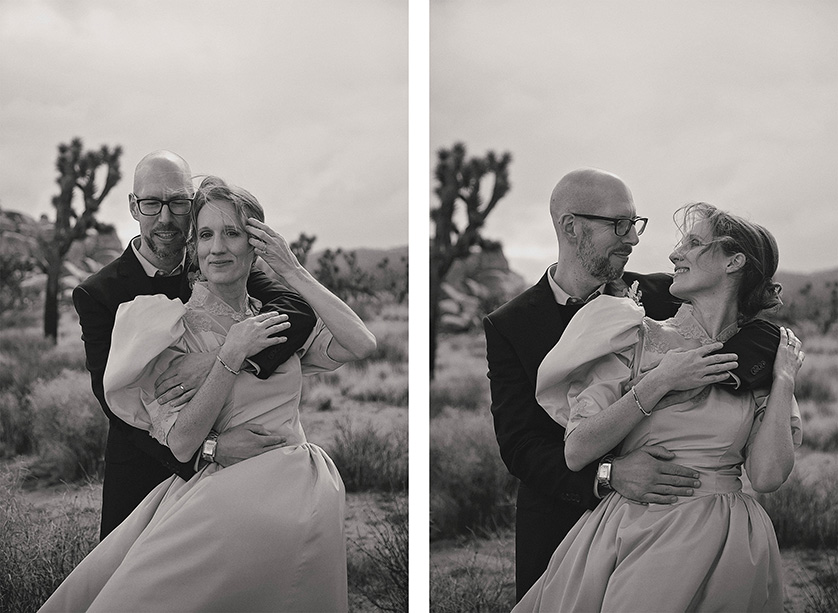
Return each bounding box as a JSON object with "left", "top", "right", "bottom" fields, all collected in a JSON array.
[
  {"left": 570, "top": 212, "right": 648, "bottom": 237},
  {"left": 132, "top": 195, "right": 193, "bottom": 216}
]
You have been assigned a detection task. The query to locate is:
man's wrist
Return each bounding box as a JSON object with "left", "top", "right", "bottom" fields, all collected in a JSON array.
[
  {"left": 595, "top": 454, "right": 615, "bottom": 498},
  {"left": 201, "top": 430, "right": 219, "bottom": 464}
]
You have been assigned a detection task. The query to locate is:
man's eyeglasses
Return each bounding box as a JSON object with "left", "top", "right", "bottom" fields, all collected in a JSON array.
[
  {"left": 132, "top": 195, "right": 193, "bottom": 216},
  {"left": 571, "top": 213, "right": 648, "bottom": 237}
]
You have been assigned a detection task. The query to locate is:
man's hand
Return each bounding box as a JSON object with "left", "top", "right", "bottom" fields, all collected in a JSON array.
[
  {"left": 214, "top": 423, "right": 287, "bottom": 467},
  {"left": 610, "top": 445, "right": 701, "bottom": 504},
  {"left": 154, "top": 352, "right": 217, "bottom": 407}
]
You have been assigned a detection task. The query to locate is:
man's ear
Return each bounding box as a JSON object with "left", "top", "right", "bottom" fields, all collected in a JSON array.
[
  {"left": 128, "top": 194, "right": 140, "bottom": 222},
  {"left": 558, "top": 213, "right": 578, "bottom": 240},
  {"left": 726, "top": 253, "right": 746, "bottom": 274}
]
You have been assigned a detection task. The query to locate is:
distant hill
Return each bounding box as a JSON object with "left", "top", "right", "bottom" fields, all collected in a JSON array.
[
  {"left": 774, "top": 267, "right": 838, "bottom": 303},
  {"left": 306, "top": 245, "right": 408, "bottom": 289},
  {"left": 1, "top": 206, "right": 407, "bottom": 299}
]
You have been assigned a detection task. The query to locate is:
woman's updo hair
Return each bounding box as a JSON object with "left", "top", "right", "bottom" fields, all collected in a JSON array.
[
  {"left": 675, "top": 202, "right": 782, "bottom": 322},
  {"left": 187, "top": 175, "right": 266, "bottom": 262}
]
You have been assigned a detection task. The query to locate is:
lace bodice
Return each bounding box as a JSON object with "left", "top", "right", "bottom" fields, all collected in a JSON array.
[
  {"left": 184, "top": 282, "right": 262, "bottom": 334},
  {"left": 642, "top": 303, "right": 739, "bottom": 356}
]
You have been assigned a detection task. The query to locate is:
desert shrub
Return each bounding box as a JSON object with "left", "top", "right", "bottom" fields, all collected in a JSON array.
[
  {"left": 430, "top": 550, "right": 516, "bottom": 613},
  {"left": 758, "top": 467, "right": 838, "bottom": 549},
  {"left": 327, "top": 419, "right": 407, "bottom": 492},
  {"left": 0, "top": 328, "right": 86, "bottom": 397},
  {"left": 377, "top": 302, "right": 408, "bottom": 322},
  {"left": 0, "top": 389, "right": 35, "bottom": 458},
  {"left": 800, "top": 551, "right": 838, "bottom": 613},
  {"left": 802, "top": 423, "right": 838, "bottom": 453},
  {"left": 348, "top": 495, "right": 408, "bottom": 613},
  {"left": 0, "top": 481, "right": 98, "bottom": 613},
  {"left": 301, "top": 384, "right": 340, "bottom": 411},
  {"left": 365, "top": 319, "right": 408, "bottom": 365},
  {"left": 26, "top": 369, "right": 107, "bottom": 484},
  {"left": 343, "top": 362, "right": 409, "bottom": 407},
  {"left": 430, "top": 409, "right": 517, "bottom": 540},
  {"left": 795, "top": 365, "right": 838, "bottom": 403},
  {"left": 430, "top": 372, "right": 489, "bottom": 417},
  {"left": 431, "top": 331, "right": 490, "bottom": 417}
]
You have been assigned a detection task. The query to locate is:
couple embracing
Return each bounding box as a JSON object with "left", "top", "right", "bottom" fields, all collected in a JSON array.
[
  {"left": 486, "top": 168, "right": 803, "bottom": 612},
  {"left": 40, "top": 151, "right": 376, "bottom": 612}
]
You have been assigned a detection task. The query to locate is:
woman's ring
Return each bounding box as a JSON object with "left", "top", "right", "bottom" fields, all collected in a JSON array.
[{"left": 179, "top": 384, "right": 186, "bottom": 393}]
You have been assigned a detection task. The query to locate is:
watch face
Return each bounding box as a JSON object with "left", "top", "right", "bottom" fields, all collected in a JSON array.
[{"left": 597, "top": 464, "right": 611, "bottom": 481}]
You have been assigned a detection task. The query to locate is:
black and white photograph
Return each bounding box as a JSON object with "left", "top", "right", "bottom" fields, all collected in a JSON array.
[
  {"left": 0, "top": 1, "right": 407, "bottom": 612},
  {"left": 2, "top": 0, "right": 838, "bottom": 611},
  {"left": 430, "top": 1, "right": 838, "bottom": 611}
]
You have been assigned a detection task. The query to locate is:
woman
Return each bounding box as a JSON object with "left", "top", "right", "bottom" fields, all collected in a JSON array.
[
  {"left": 515, "top": 203, "right": 803, "bottom": 612},
  {"left": 40, "top": 176, "right": 376, "bottom": 612}
]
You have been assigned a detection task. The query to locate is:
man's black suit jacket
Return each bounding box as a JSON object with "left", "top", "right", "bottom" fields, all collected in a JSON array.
[
  {"left": 483, "top": 269, "right": 680, "bottom": 599},
  {"left": 73, "top": 241, "right": 316, "bottom": 538}
]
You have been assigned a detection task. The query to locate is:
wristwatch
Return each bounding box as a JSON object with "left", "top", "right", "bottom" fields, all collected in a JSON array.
[
  {"left": 596, "top": 455, "right": 615, "bottom": 496},
  {"left": 201, "top": 430, "right": 219, "bottom": 463}
]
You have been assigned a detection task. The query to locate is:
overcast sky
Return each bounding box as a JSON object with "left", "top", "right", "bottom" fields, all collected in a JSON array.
[
  {"left": 0, "top": 0, "right": 406, "bottom": 251},
  {"left": 431, "top": 0, "right": 837, "bottom": 283}
]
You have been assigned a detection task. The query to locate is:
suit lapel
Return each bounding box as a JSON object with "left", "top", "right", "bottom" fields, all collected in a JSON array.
[
  {"left": 117, "top": 240, "right": 155, "bottom": 296},
  {"left": 518, "top": 273, "right": 568, "bottom": 378}
]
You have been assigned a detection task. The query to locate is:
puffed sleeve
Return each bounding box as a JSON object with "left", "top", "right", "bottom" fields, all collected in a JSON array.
[
  {"left": 746, "top": 389, "right": 804, "bottom": 452},
  {"left": 298, "top": 318, "right": 345, "bottom": 375},
  {"left": 103, "top": 295, "right": 187, "bottom": 445},
  {"left": 536, "top": 296, "right": 644, "bottom": 436}
]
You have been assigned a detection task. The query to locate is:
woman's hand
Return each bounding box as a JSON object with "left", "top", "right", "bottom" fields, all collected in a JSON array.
[
  {"left": 652, "top": 342, "right": 738, "bottom": 392},
  {"left": 246, "top": 218, "right": 302, "bottom": 277},
  {"left": 773, "top": 326, "right": 805, "bottom": 384},
  {"left": 220, "top": 312, "right": 290, "bottom": 369}
]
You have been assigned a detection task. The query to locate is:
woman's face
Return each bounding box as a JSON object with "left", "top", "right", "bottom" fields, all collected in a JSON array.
[
  {"left": 668, "top": 218, "right": 731, "bottom": 300},
  {"left": 196, "top": 199, "right": 253, "bottom": 288}
]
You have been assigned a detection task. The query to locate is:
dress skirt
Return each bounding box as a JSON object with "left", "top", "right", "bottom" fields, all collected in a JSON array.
[
  {"left": 39, "top": 443, "right": 347, "bottom": 613},
  {"left": 513, "top": 488, "right": 784, "bottom": 613}
]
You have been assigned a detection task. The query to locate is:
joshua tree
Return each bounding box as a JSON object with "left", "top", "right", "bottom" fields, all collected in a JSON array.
[
  {"left": 40, "top": 138, "right": 122, "bottom": 342},
  {"left": 430, "top": 142, "right": 511, "bottom": 378}
]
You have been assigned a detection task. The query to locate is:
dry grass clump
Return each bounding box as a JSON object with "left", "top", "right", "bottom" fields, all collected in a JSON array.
[
  {"left": 0, "top": 480, "right": 98, "bottom": 613},
  {"left": 430, "top": 409, "right": 516, "bottom": 540},
  {"left": 327, "top": 419, "right": 407, "bottom": 493},
  {"left": 0, "top": 325, "right": 89, "bottom": 458},
  {"left": 758, "top": 456, "right": 838, "bottom": 549},
  {"left": 25, "top": 369, "right": 107, "bottom": 484},
  {"left": 347, "top": 494, "right": 408, "bottom": 613},
  {"left": 430, "top": 536, "right": 515, "bottom": 613}
]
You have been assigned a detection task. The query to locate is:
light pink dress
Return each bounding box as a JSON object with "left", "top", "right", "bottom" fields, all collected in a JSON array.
[
  {"left": 39, "top": 283, "right": 348, "bottom": 613},
  {"left": 514, "top": 296, "right": 802, "bottom": 613}
]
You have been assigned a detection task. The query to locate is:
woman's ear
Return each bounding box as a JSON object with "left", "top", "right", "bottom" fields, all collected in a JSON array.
[{"left": 726, "top": 253, "right": 746, "bottom": 274}]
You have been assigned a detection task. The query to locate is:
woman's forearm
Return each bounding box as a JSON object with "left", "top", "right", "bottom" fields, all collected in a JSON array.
[
  {"left": 565, "top": 373, "right": 671, "bottom": 471},
  {"left": 166, "top": 347, "right": 243, "bottom": 462},
  {"left": 278, "top": 266, "right": 376, "bottom": 362},
  {"left": 745, "top": 376, "right": 795, "bottom": 492}
]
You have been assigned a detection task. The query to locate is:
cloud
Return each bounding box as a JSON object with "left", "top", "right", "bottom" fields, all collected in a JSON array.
[
  {"left": 0, "top": 0, "right": 407, "bottom": 250},
  {"left": 431, "top": 0, "right": 837, "bottom": 279}
]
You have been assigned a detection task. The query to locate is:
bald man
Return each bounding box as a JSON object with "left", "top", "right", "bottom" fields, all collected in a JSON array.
[
  {"left": 73, "top": 151, "right": 316, "bottom": 538},
  {"left": 484, "top": 168, "right": 697, "bottom": 600}
]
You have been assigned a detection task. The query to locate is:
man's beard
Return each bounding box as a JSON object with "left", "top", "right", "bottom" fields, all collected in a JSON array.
[
  {"left": 143, "top": 224, "right": 186, "bottom": 261},
  {"left": 577, "top": 229, "right": 625, "bottom": 282}
]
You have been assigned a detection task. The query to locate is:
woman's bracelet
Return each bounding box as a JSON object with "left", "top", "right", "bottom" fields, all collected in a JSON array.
[
  {"left": 631, "top": 386, "right": 652, "bottom": 417},
  {"left": 216, "top": 354, "right": 241, "bottom": 376}
]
